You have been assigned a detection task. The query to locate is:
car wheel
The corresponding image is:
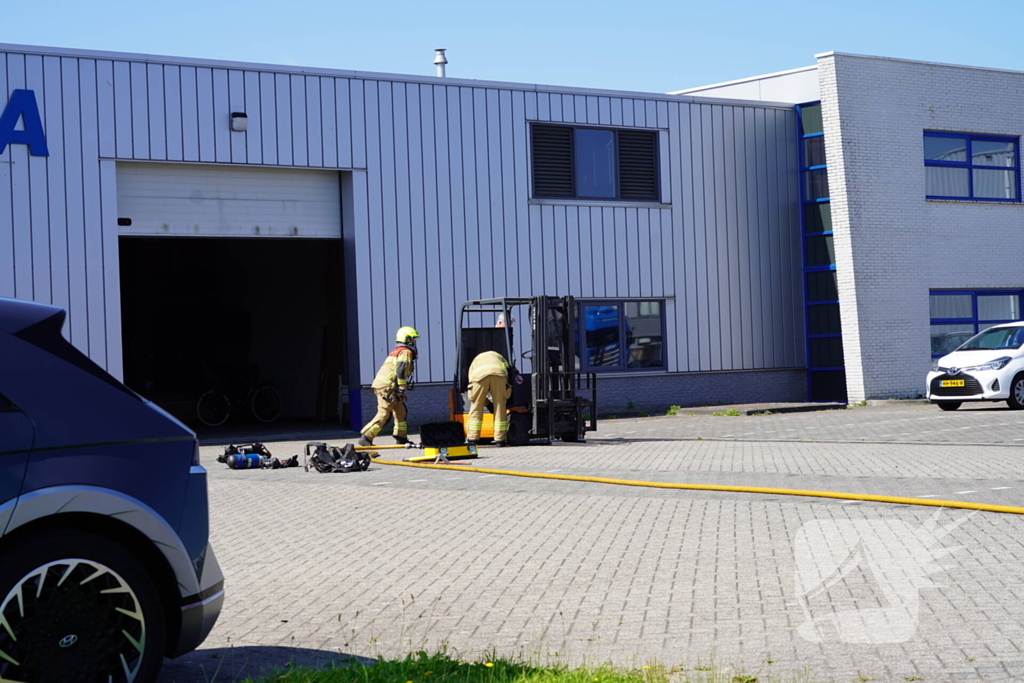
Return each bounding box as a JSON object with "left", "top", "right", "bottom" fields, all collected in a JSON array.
[
  {"left": 938, "top": 402, "right": 961, "bottom": 411},
  {"left": 506, "top": 413, "right": 531, "bottom": 447},
  {"left": 1007, "top": 374, "right": 1024, "bottom": 410},
  {"left": 0, "top": 529, "right": 167, "bottom": 683}
]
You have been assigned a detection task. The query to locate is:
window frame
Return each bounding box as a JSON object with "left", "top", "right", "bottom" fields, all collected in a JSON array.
[
  {"left": 930, "top": 289, "right": 1024, "bottom": 357},
  {"left": 576, "top": 298, "right": 667, "bottom": 373},
  {"left": 923, "top": 131, "right": 1021, "bottom": 203},
  {"left": 530, "top": 123, "right": 661, "bottom": 202}
]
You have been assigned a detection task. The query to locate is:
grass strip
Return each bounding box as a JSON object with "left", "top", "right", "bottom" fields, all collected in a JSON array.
[
  {"left": 245, "top": 650, "right": 821, "bottom": 683},
  {"left": 246, "top": 650, "right": 672, "bottom": 683}
]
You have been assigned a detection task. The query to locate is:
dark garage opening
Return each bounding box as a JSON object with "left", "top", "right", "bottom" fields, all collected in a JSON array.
[{"left": 119, "top": 237, "right": 348, "bottom": 429}]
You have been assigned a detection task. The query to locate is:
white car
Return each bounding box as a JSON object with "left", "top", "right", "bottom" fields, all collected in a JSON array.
[{"left": 927, "top": 322, "right": 1024, "bottom": 411}]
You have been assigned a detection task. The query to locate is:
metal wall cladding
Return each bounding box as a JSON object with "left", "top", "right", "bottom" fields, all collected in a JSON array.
[{"left": 0, "top": 47, "right": 803, "bottom": 386}]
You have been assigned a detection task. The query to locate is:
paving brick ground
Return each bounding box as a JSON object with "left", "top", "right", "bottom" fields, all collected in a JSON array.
[{"left": 161, "top": 403, "right": 1024, "bottom": 683}]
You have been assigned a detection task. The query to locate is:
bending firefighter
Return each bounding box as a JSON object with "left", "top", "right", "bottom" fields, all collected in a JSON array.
[
  {"left": 359, "top": 326, "right": 419, "bottom": 447},
  {"left": 466, "top": 350, "right": 511, "bottom": 447}
]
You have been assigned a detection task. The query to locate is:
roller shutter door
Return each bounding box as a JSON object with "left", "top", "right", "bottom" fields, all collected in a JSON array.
[{"left": 116, "top": 162, "right": 341, "bottom": 238}]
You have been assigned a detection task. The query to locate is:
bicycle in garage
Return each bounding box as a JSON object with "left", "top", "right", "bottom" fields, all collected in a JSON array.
[{"left": 196, "top": 379, "right": 283, "bottom": 427}]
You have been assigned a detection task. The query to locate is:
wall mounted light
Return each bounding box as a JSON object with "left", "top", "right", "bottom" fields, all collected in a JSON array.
[{"left": 230, "top": 112, "right": 248, "bottom": 132}]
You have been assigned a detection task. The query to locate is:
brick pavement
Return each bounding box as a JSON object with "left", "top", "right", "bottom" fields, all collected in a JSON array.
[{"left": 161, "top": 404, "right": 1024, "bottom": 683}]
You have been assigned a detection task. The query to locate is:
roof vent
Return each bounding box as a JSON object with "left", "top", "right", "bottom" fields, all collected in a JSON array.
[{"left": 434, "top": 49, "right": 448, "bottom": 78}]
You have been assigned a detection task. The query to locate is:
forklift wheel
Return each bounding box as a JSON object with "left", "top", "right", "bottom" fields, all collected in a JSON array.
[
  {"left": 560, "top": 433, "right": 581, "bottom": 443},
  {"left": 506, "top": 413, "right": 531, "bottom": 447}
]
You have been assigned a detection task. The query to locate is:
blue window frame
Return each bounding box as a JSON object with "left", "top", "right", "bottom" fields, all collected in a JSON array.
[
  {"left": 576, "top": 300, "right": 665, "bottom": 372},
  {"left": 924, "top": 132, "right": 1020, "bottom": 202},
  {"left": 798, "top": 101, "right": 846, "bottom": 402},
  {"left": 930, "top": 289, "right": 1024, "bottom": 357}
]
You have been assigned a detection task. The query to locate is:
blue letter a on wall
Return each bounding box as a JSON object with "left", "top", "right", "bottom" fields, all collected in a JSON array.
[{"left": 0, "top": 89, "right": 50, "bottom": 156}]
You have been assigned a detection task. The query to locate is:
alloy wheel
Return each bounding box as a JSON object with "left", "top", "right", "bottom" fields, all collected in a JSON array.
[{"left": 0, "top": 559, "right": 147, "bottom": 683}]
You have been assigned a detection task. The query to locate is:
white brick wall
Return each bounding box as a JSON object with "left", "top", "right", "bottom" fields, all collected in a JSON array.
[{"left": 819, "top": 53, "right": 1024, "bottom": 400}]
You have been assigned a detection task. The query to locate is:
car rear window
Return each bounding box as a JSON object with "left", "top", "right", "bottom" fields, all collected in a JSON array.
[
  {"left": 0, "top": 392, "right": 18, "bottom": 412},
  {"left": 14, "top": 312, "right": 141, "bottom": 402}
]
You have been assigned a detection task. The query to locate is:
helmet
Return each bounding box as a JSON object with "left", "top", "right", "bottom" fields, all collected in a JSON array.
[{"left": 396, "top": 326, "right": 420, "bottom": 345}]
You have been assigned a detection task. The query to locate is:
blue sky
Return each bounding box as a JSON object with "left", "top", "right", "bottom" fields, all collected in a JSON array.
[{"left": 4, "top": 0, "right": 1024, "bottom": 94}]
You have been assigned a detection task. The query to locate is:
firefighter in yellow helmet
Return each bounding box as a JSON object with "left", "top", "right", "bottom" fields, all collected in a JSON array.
[
  {"left": 466, "top": 350, "right": 511, "bottom": 447},
  {"left": 358, "top": 326, "right": 419, "bottom": 447}
]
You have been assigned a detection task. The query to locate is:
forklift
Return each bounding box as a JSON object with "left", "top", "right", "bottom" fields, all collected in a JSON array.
[{"left": 450, "top": 296, "right": 597, "bottom": 446}]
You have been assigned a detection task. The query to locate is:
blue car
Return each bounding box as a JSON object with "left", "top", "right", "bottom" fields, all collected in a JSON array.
[{"left": 0, "top": 297, "right": 223, "bottom": 682}]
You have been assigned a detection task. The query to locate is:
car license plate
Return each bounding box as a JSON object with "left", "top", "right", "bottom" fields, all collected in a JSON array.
[{"left": 940, "top": 379, "right": 965, "bottom": 387}]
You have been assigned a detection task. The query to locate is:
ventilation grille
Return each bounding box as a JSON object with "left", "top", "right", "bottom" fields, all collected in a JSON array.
[
  {"left": 618, "top": 130, "right": 658, "bottom": 200},
  {"left": 531, "top": 125, "right": 573, "bottom": 198}
]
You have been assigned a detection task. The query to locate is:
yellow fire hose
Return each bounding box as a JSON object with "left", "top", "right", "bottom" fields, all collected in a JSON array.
[{"left": 364, "top": 454, "right": 1024, "bottom": 516}]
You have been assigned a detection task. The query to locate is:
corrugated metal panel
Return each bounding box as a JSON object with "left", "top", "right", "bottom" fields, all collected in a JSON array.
[
  {"left": 115, "top": 163, "right": 341, "bottom": 237},
  {"left": 291, "top": 74, "right": 307, "bottom": 167},
  {"left": 43, "top": 56, "right": 68, "bottom": 316},
  {"left": 229, "top": 70, "right": 245, "bottom": 163},
  {"left": 180, "top": 67, "right": 199, "bottom": 161},
  {"left": 1, "top": 46, "right": 804, "bottom": 387},
  {"left": 147, "top": 64, "right": 166, "bottom": 160},
  {"left": 242, "top": 70, "right": 260, "bottom": 164},
  {"left": 65, "top": 58, "right": 89, "bottom": 349},
  {"left": 166, "top": 65, "right": 184, "bottom": 161}
]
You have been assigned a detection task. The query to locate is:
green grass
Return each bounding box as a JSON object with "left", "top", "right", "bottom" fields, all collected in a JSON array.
[
  {"left": 243, "top": 651, "right": 828, "bottom": 683},
  {"left": 245, "top": 651, "right": 671, "bottom": 683},
  {"left": 711, "top": 409, "right": 741, "bottom": 417},
  {"left": 666, "top": 405, "right": 682, "bottom": 416}
]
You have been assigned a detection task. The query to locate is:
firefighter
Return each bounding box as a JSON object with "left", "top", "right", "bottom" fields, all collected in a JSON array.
[
  {"left": 466, "top": 350, "right": 511, "bottom": 447},
  {"left": 358, "top": 326, "right": 419, "bottom": 447}
]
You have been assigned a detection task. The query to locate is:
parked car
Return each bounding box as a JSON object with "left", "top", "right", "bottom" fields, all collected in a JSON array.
[
  {"left": 0, "top": 296, "right": 223, "bottom": 682},
  {"left": 930, "top": 330, "right": 975, "bottom": 357},
  {"left": 926, "top": 321, "right": 1024, "bottom": 411}
]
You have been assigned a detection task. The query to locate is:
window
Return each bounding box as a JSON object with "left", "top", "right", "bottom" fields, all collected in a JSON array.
[
  {"left": 0, "top": 392, "right": 17, "bottom": 412},
  {"left": 531, "top": 124, "right": 659, "bottom": 201},
  {"left": 798, "top": 101, "right": 846, "bottom": 402},
  {"left": 577, "top": 300, "right": 665, "bottom": 372},
  {"left": 924, "top": 132, "right": 1020, "bottom": 201},
  {"left": 929, "top": 290, "right": 1024, "bottom": 356}
]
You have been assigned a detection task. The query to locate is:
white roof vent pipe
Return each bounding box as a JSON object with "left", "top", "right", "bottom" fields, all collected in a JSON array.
[{"left": 434, "top": 48, "right": 448, "bottom": 78}]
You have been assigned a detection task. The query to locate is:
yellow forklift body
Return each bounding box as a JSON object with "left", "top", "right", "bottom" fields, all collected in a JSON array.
[{"left": 450, "top": 411, "right": 496, "bottom": 439}]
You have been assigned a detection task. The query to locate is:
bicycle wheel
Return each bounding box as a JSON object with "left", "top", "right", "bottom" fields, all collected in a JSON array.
[
  {"left": 250, "top": 386, "right": 282, "bottom": 423},
  {"left": 196, "top": 390, "right": 230, "bottom": 427}
]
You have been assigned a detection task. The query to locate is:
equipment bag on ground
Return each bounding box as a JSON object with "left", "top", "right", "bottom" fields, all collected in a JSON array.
[{"left": 304, "top": 442, "right": 372, "bottom": 473}]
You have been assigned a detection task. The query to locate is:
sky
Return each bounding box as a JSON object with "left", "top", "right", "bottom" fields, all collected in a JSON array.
[{"left": 4, "top": 0, "right": 1024, "bottom": 94}]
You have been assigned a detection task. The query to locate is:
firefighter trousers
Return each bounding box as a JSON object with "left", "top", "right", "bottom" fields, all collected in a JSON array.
[
  {"left": 467, "top": 374, "right": 511, "bottom": 442},
  {"left": 361, "top": 387, "right": 407, "bottom": 440}
]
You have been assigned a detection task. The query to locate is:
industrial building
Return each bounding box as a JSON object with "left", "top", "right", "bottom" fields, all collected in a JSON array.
[{"left": 3, "top": 43, "right": 1019, "bottom": 424}]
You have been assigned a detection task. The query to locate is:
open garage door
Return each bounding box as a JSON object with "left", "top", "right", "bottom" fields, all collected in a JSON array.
[
  {"left": 116, "top": 162, "right": 341, "bottom": 238},
  {"left": 116, "top": 163, "right": 349, "bottom": 429}
]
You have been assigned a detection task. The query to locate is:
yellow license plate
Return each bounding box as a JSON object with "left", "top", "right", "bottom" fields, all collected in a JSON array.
[{"left": 940, "top": 379, "right": 965, "bottom": 387}]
